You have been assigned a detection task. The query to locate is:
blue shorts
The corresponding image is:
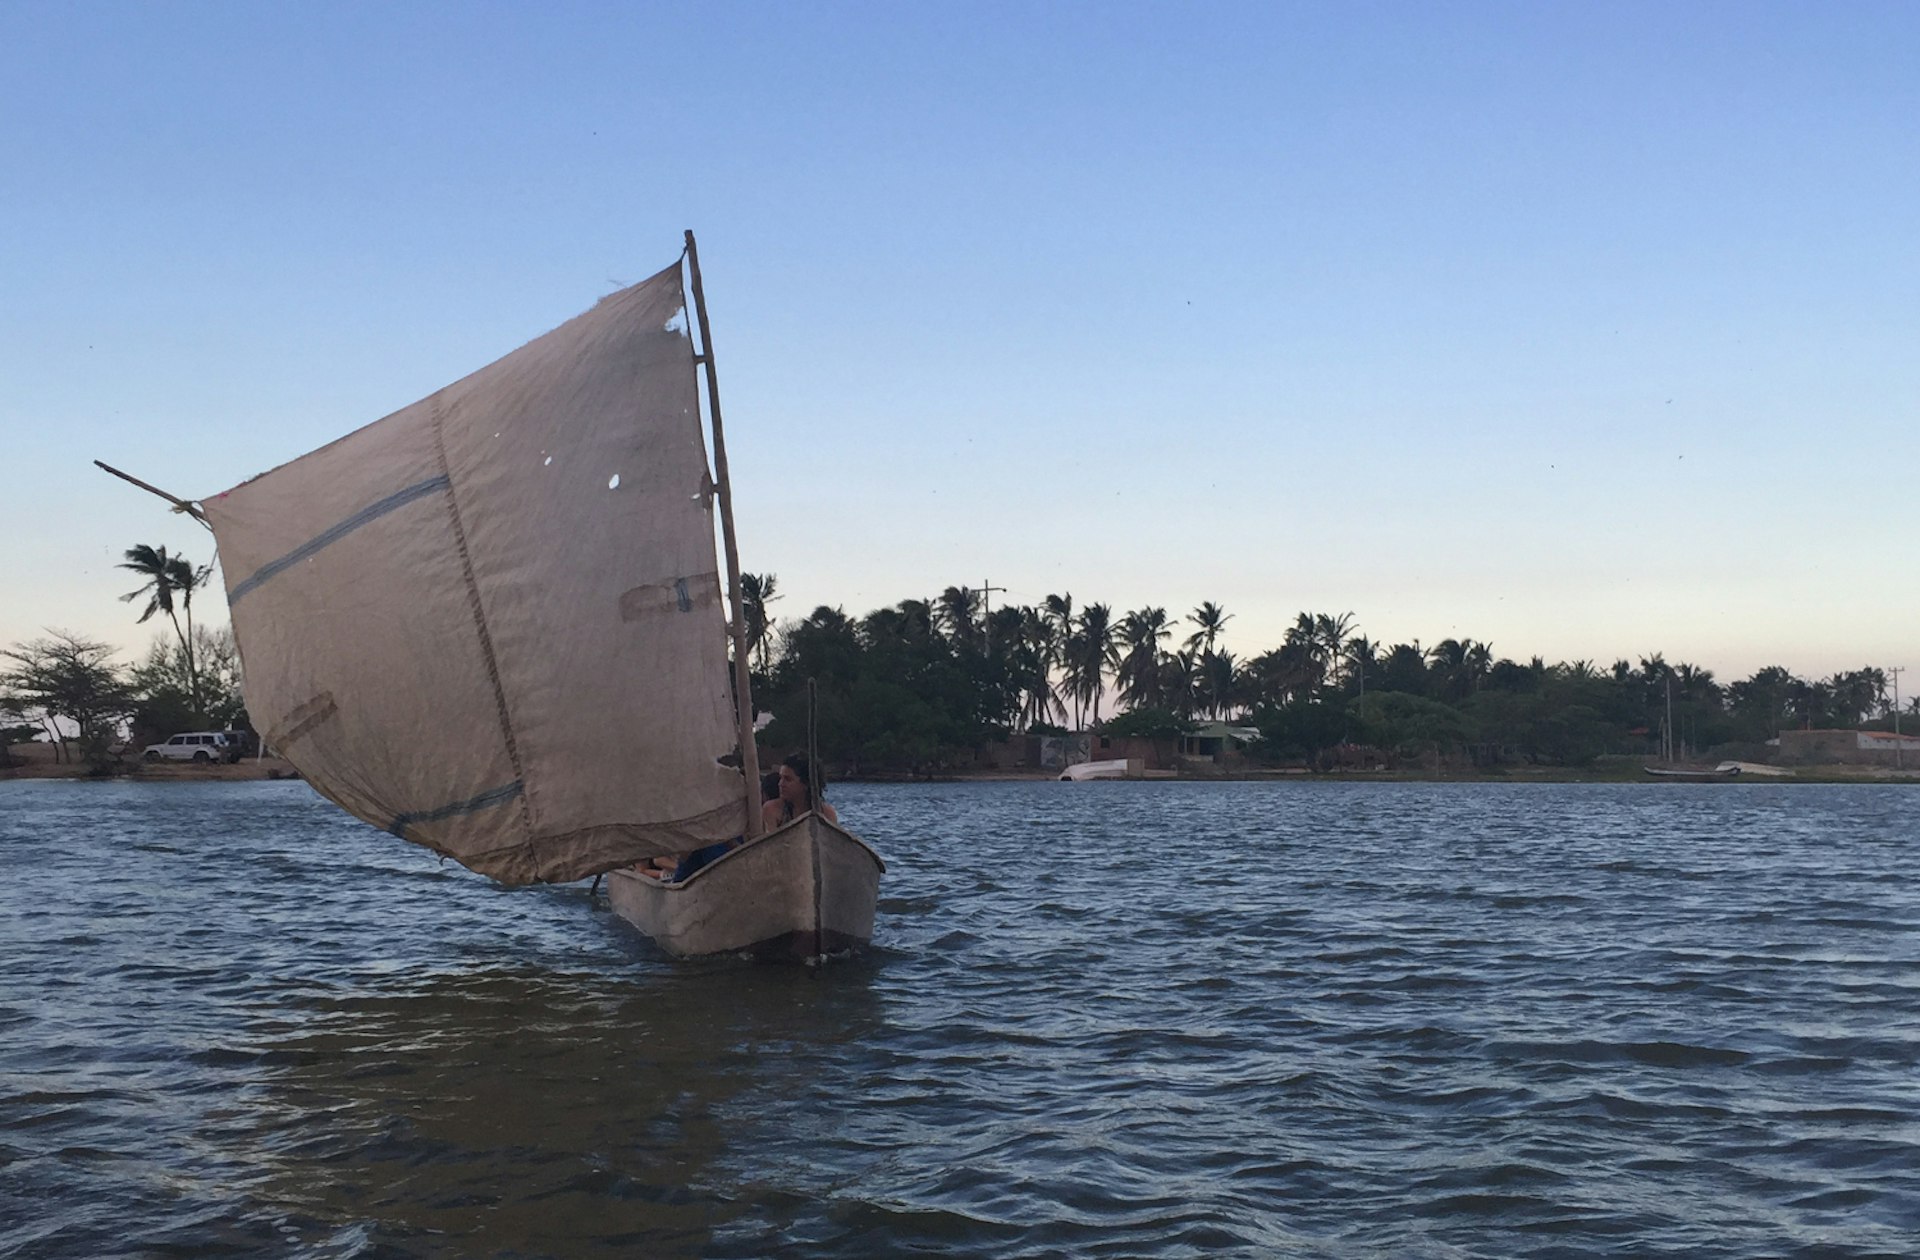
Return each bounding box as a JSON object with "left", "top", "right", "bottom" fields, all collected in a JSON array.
[{"left": 670, "top": 837, "right": 741, "bottom": 883}]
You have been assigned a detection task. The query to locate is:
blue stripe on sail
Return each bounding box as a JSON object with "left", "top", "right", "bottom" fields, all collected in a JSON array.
[
  {"left": 389, "top": 780, "right": 525, "bottom": 836},
  {"left": 229, "top": 474, "right": 451, "bottom": 603}
]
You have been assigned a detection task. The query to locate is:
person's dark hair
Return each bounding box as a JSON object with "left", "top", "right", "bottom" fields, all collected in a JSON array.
[
  {"left": 783, "top": 753, "right": 823, "bottom": 801},
  {"left": 760, "top": 771, "right": 781, "bottom": 803}
]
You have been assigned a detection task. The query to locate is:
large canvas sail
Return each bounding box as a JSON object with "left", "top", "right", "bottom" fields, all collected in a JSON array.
[{"left": 201, "top": 263, "right": 747, "bottom": 884}]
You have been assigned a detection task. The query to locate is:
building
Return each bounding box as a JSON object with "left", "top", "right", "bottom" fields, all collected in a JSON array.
[{"left": 1774, "top": 728, "right": 1920, "bottom": 766}]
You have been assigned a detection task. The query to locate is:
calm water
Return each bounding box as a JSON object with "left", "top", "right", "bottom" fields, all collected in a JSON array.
[{"left": 1, "top": 779, "right": 1916, "bottom": 1258}]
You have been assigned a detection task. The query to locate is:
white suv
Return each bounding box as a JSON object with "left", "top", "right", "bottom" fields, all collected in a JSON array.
[{"left": 144, "top": 732, "right": 237, "bottom": 763}]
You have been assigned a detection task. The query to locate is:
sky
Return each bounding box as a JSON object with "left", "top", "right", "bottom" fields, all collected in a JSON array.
[{"left": 3, "top": 1, "right": 1916, "bottom": 685}]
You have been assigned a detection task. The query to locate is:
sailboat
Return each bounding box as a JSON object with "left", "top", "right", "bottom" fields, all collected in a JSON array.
[{"left": 169, "top": 232, "right": 883, "bottom": 960}]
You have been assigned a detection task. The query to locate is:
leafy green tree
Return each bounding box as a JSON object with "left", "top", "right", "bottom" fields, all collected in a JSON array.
[
  {"left": 1484, "top": 656, "right": 1546, "bottom": 694},
  {"left": 1376, "top": 642, "right": 1429, "bottom": 696},
  {"left": 0, "top": 690, "right": 33, "bottom": 767},
  {"left": 1469, "top": 687, "right": 1615, "bottom": 766},
  {"left": 1352, "top": 692, "right": 1469, "bottom": 766},
  {"left": 1253, "top": 697, "right": 1348, "bottom": 764},
  {"left": 763, "top": 598, "right": 1021, "bottom": 775},
  {"left": 1726, "top": 666, "right": 1796, "bottom": 741},
  {"left": 1, "top": 631, "right": 138, "bottom": 770},
  {"left": 1103, "top": 706, "right": 1185, "bottom": 739},
  {"left": 130, "top": 625, "right": 246, "bottom": 745}
]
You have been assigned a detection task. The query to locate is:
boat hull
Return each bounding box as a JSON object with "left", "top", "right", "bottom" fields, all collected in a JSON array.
[{"left": 604, "top": 813, "right": 884, "bottom": 961}]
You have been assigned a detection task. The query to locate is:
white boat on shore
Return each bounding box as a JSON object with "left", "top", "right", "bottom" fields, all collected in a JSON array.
[
  {"left": 1644, "top": 760, "right": 1794, "bottom": 780},
  {"left": 1061, "top": 758, "right": 1132, "bottom": 781},
  {"left": 606, "top": 812, "right": 885, "bottom": 960}
]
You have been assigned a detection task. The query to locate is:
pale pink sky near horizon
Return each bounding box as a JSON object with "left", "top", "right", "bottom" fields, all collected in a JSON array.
[{"left": 5, "top": 2, "right": 1915, "bottom": 687}]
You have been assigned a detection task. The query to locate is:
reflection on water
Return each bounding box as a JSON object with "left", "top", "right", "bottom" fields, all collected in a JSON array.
[
  {"left": 253, "top": 961, "right": 884, "bottom": 1257},
  {"left": 2, "top": 779, "right": 1918, "bottom": 1257}
]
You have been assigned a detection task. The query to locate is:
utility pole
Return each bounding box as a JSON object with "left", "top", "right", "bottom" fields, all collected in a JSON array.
[
  {"left": 1665, "top": 676, "right": 1674, "bottom": 763},
  {"left": 979, "top": 579, "right": 1007, "bottom": 653},
  {"left": 1893, "top": 667, "right": 1905, "bottom": 771}
]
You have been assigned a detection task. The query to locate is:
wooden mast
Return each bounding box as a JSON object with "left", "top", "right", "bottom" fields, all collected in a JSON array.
[{"left": 684, "top": 230, "right": 764, "bottom": 838}]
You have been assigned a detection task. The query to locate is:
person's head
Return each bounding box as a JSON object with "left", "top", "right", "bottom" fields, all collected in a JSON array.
[
  {"left": 778, "top": 754, "right": 821, "bottom": 808},
  {"left": 760, "top": 771, "right": 781, "bottom": 803}
]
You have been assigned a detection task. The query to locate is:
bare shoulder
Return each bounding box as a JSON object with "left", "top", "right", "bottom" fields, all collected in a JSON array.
[{"left": 820, "top": 800, "right": 840, "bottom": 823}]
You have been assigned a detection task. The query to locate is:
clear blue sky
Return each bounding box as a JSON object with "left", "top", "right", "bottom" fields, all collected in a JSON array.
[{"left": 4, "top": 1, "right": 1915, "bottom": 683}]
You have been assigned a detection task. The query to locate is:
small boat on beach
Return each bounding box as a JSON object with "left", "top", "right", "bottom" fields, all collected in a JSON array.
[
  {"left": 1060, "top": 758, "right": 1131, "bottom": 781},
  {"left": 1644, "top": 761, "right": 1793, "bottom": 780},
  {"left": 135, "top": 233, "right": 882, "bottom": 960}
]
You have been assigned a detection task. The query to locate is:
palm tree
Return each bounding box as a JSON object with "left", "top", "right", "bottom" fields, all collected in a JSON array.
[
  {"left": 1465, "top": 641, "right": 1493, "bottom": 692},
  {"left": 1378, "top": 642, "right": 1428, "bottom": 695},
  {"left": 896, "top": 598, "right": 935, "bottom": 642},
  {"left": 1043, "top": 594, "right": 1074, "bottom": 654},
  {"left": 1428, "top": 638, "right": 1492, "bottom": 702},
  {"left": 740, "top": 572, "right": 781, "bottom": 674},
  {"left": 1343, "top": 634, "right": 1378, "bottom": 700},
  {"left": 1164, "top": 647, "right": 1201, "bottom": 722},
  {"left": 937, "top": 586, "right": 981, "bottom": 648},
  {"left": 1201, "top": 649, "right": 1239, "bottom": 718},
  {"left": 1185, "top": 601, "right": 1232, "bottom": 655},
  {"left": 1066, "top": 603, "right": 1116, "bottom": 728},
  {"left": 1284, "top": 614, "right": 1328, "bottom": 699},
  {"left": 1828, "top": 668, "right": 1886, "bottom": 727},
  {"left": 1013, "top": 607, "right": 1063, "bottom": 727},
  {"left": 120, "top": 544, "right": 205, "bottom": 719},
  {"left": 1114, "top": 606, "right": 1172, "bottom": 710},
  {"left": 1315, "top": 612, "right": 1356, "bottom": 686},
  {"left": 1042, "top": 593, "right": 1074, "bottom": 718}
]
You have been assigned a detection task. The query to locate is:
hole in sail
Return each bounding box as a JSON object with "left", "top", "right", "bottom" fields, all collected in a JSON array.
[
  {"left": 665, "top": 308, "right": 688, "bottom": 335},
  {"left": 608, "top": 474, "right": 621, "bottom": 490}
]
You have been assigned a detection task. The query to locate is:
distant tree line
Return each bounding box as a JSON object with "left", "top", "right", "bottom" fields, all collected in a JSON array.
[
  {"left": 748, "top": 581, "right": 1912, "bottom": 775},
  {"left": 4, "top": 555, "right": 1905, "bottom": 778}
]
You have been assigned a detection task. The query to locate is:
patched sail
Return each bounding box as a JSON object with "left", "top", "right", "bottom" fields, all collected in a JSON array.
[{"left": 201, "top": 263, "right": 747, "bottom": 883}]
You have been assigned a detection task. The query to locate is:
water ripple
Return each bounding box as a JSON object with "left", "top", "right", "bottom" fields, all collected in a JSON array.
[{"left": 2, "top": 778, "right": 1918, "bottom": 1257}]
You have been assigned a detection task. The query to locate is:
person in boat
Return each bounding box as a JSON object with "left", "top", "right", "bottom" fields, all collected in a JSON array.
[
  {"left": 640, "top": 770, "right": 781, "bottom": 882},
  {"left": 764, "top": 753, "right": 838, "bottom": 830}
]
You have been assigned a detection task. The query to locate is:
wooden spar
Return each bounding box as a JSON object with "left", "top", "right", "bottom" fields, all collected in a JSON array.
[
  {"left": 93, "top": 460, "right": 211, "bottom": 527},
  {"left": 684, "top": 230, "right": 764, "bottom": 838}
]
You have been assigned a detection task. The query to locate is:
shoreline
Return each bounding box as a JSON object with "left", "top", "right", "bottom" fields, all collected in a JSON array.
[
  {"left": 0, "top": 747, "right": 303, "bottom": 782},
  {"left": 8, "top": 749, "right": 1917, "bottom": 787}
]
